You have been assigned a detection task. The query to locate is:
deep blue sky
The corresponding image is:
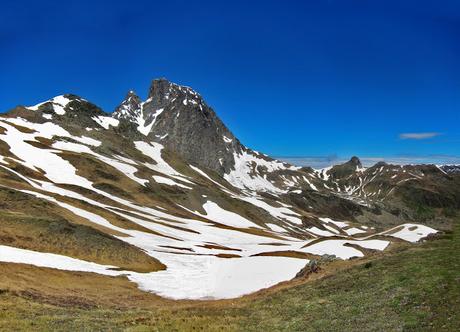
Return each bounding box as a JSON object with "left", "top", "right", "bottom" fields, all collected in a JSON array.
[{"left": 1, "top": 0, "right": 459, "bottom": 162}]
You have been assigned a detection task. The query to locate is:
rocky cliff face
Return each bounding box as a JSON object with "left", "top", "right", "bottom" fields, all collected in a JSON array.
[{"left": 113, "top": 78, "right": 242, "bottom": 174}]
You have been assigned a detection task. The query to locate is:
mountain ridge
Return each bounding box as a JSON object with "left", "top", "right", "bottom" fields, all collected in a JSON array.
[{"left": 0, "top": 77, "right": 458, "bottom": 299}]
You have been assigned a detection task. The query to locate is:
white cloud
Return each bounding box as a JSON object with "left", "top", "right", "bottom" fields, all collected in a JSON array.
[{"left": 399, "top": 132, "right": 440, "bottom": 140}]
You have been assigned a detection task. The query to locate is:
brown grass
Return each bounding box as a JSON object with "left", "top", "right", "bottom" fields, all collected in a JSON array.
[
  {"left": 159, "top": 245, "right": 195, "bottom": 252},
  {"left": 251, "top": 250, "right": 320, "bottom": 259},
  {"left": 23, "top": 139, "right": 52, "bottom": 149},
  {"left": 258, "top": 242, "right": 290, "bottom": 246},
  {"left": 0, "top": 140, "right": 15, "bottom": 160},
  {"left": 215, "top": 253, "right": 241, "bottom": 258},
  {"left": 3, "top": 121, "right": 36, "bottom": 134},
  {"left": 198, "top": 244, "right": 242, "bottom": 251},
  {"left": 0, "top": 210, "right": 165, "bottom": 273}
]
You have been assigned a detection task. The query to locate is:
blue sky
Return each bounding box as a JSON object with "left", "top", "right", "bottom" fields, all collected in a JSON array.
[{"left": 1, "top": 0, "right": 458, "bottom": 164}]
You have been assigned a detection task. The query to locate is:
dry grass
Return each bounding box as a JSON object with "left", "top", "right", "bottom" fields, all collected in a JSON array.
[
  {"left": 2, "top": 121, "right": 36, "bottom": 134},
  {"left": 0, "top": 210, "right": 165, "bottom": 273},
  {"left": 251, "top": 250, "right": 320, "bottom": 259},
  {"left": 198, "top": 244, "right": 242, "bottom": 251}
]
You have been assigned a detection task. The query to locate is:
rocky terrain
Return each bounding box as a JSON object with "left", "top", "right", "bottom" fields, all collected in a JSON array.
[{"left": 0, "top": 78, "right": 458, "bottom": 300}]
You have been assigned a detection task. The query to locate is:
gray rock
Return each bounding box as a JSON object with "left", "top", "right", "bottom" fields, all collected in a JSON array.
[{"left": 113, "top": 78, "right": 243, "bottom": 174}]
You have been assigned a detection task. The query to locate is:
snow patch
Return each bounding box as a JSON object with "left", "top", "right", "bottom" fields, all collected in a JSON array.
[
  {"left": 386, "top": 223, "right": 437, "bottom": 243},
  {"left": 153, "top": 175, "right": 192, "bottom": 189},
  {"left": 194, "top": 201, "right": 263, "bottom": 229},
  {"left": 266, "top": 223, "right": 287, "bottom": 232},
  {"left": 92, "top": 116, "right": 119, "bottom": 129},
  {"left": 0, "top": 245, "right": 121, "bottom": 276}
]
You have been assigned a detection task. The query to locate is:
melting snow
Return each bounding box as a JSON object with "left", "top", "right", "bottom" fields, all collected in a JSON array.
[
  {"left": 134, "top": 141, "right": 193, "bottom": 184},
  {"left": 52, "top": 141, "right": 148, "bottom": 186},
  {"left": 0, "top": 245, "right": 121, "bottom": 276},
  {"left": 344, "top": 227, "right": 367, "bottom": 236},
  {"left": 27, "top": 95, "right": 73, "bottom": 115},
  {"left": 92, "top": 116, "right": 119, "bottom": 129},
  {"left": 307, "top": 227, "right": 336, "bottom": 237},
  {"left": 137, "top": 108, "right": 164, "bottom": 136},
  {"left": 153, "top": 175, "right": 192, "bottom": 189},
  {"left": 266, "top": 223, "right": 287, "bottom": 232},
  {"left": 0, "top": 119, "right": 93, "bottom": 187},
  {"left": 0, "top": 244, "right": 306, "bottom": 300},
  {"left": 224, "top": 150, "right": 298, "bottom": 193},
  {"left": 319, "top": 217, "right": 349, "bottom": 228},
  {"left": 385, "top": 223, "right": 437, "bottom": 242},
  {"left": 194, "top": 201, "right": 263, "bottom": 229},
  {"left": 302, "top": 239, "right": 389, "bottom": 259},
  {"left": 238, "top": 196, "right": 303, "bottom": 225},
  {"left": 129, "top": 253, "right": 306, "bottom": 300}
]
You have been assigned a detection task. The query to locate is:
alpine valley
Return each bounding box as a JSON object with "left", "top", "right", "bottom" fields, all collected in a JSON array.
[{"left": 0, "top": 79, "right": 459, "bottom": 330}]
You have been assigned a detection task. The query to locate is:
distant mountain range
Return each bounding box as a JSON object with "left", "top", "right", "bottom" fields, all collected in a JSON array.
[
  {"left": 279, "top": 155, "right": 460, "bottom": 169},
  {"left": 0, "top": 78, "right": 458, "bottom": 299}
]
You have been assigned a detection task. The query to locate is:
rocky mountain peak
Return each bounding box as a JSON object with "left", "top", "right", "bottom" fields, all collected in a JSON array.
[
  {"left": 148, "top": 78, "right": 172, "bottom": 100},
  {"left": 113, "top": 90, "right": 141, "bottom": 120},
  {"left": 110, "top": 78, "right": 241, "bottom": 174},
  {"left": 148, "top": 78, "right": 201, "bottom": 98},
  {"left": 441, "top": 165, "right": 460, "bottom": 174},
  {"left": 12, "top": 94, "right": 104, "bottom": 120},
  {"left": 348, "top": 156, "right": 362, "bottom": 168},
  {"left": 327, "top": 156, "right": 363, "bottom": 179},
  {"left": 144, "top": 79, "right": 240, "bottom": 174},
  {"left": 144, "top": 78, "right": 204, "bottom": 111}
]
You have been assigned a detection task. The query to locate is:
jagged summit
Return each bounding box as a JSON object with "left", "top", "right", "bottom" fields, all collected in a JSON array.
[
  {"left": 113, "top": 90, "right": 142, "bottom": 121},
  {"left": 349, "top": 156, "right": 362, "bottom": 167},
  {"left": 112, "top": 78, "right": 241, "bottom": 174},
  {"left": 148, "top": 78, "right": 202, "bottom": 101},
  {"left": 113, "top": 78, "right": 206, "bottom": 124},
  {"left": 326, "top": 156, "right": 364, "bottom": 180},
  {"left": 143, "top": 78, "right": 206, "bottom": 114},
  {"left": 15, "top": 78, "right": 243, "bottom": 174}
]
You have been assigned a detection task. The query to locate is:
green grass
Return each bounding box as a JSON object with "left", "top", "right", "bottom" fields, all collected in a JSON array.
[{"left": 1, "top": 220, "right": 459, "bottom": 331}]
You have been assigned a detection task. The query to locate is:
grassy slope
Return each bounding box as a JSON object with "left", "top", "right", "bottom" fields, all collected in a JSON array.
[
  {"left": 0, "top": 211, "right": 165, "bottom": 273},
  {"left": 0, "top": 219, "right": 458, "bottom": 331}
]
